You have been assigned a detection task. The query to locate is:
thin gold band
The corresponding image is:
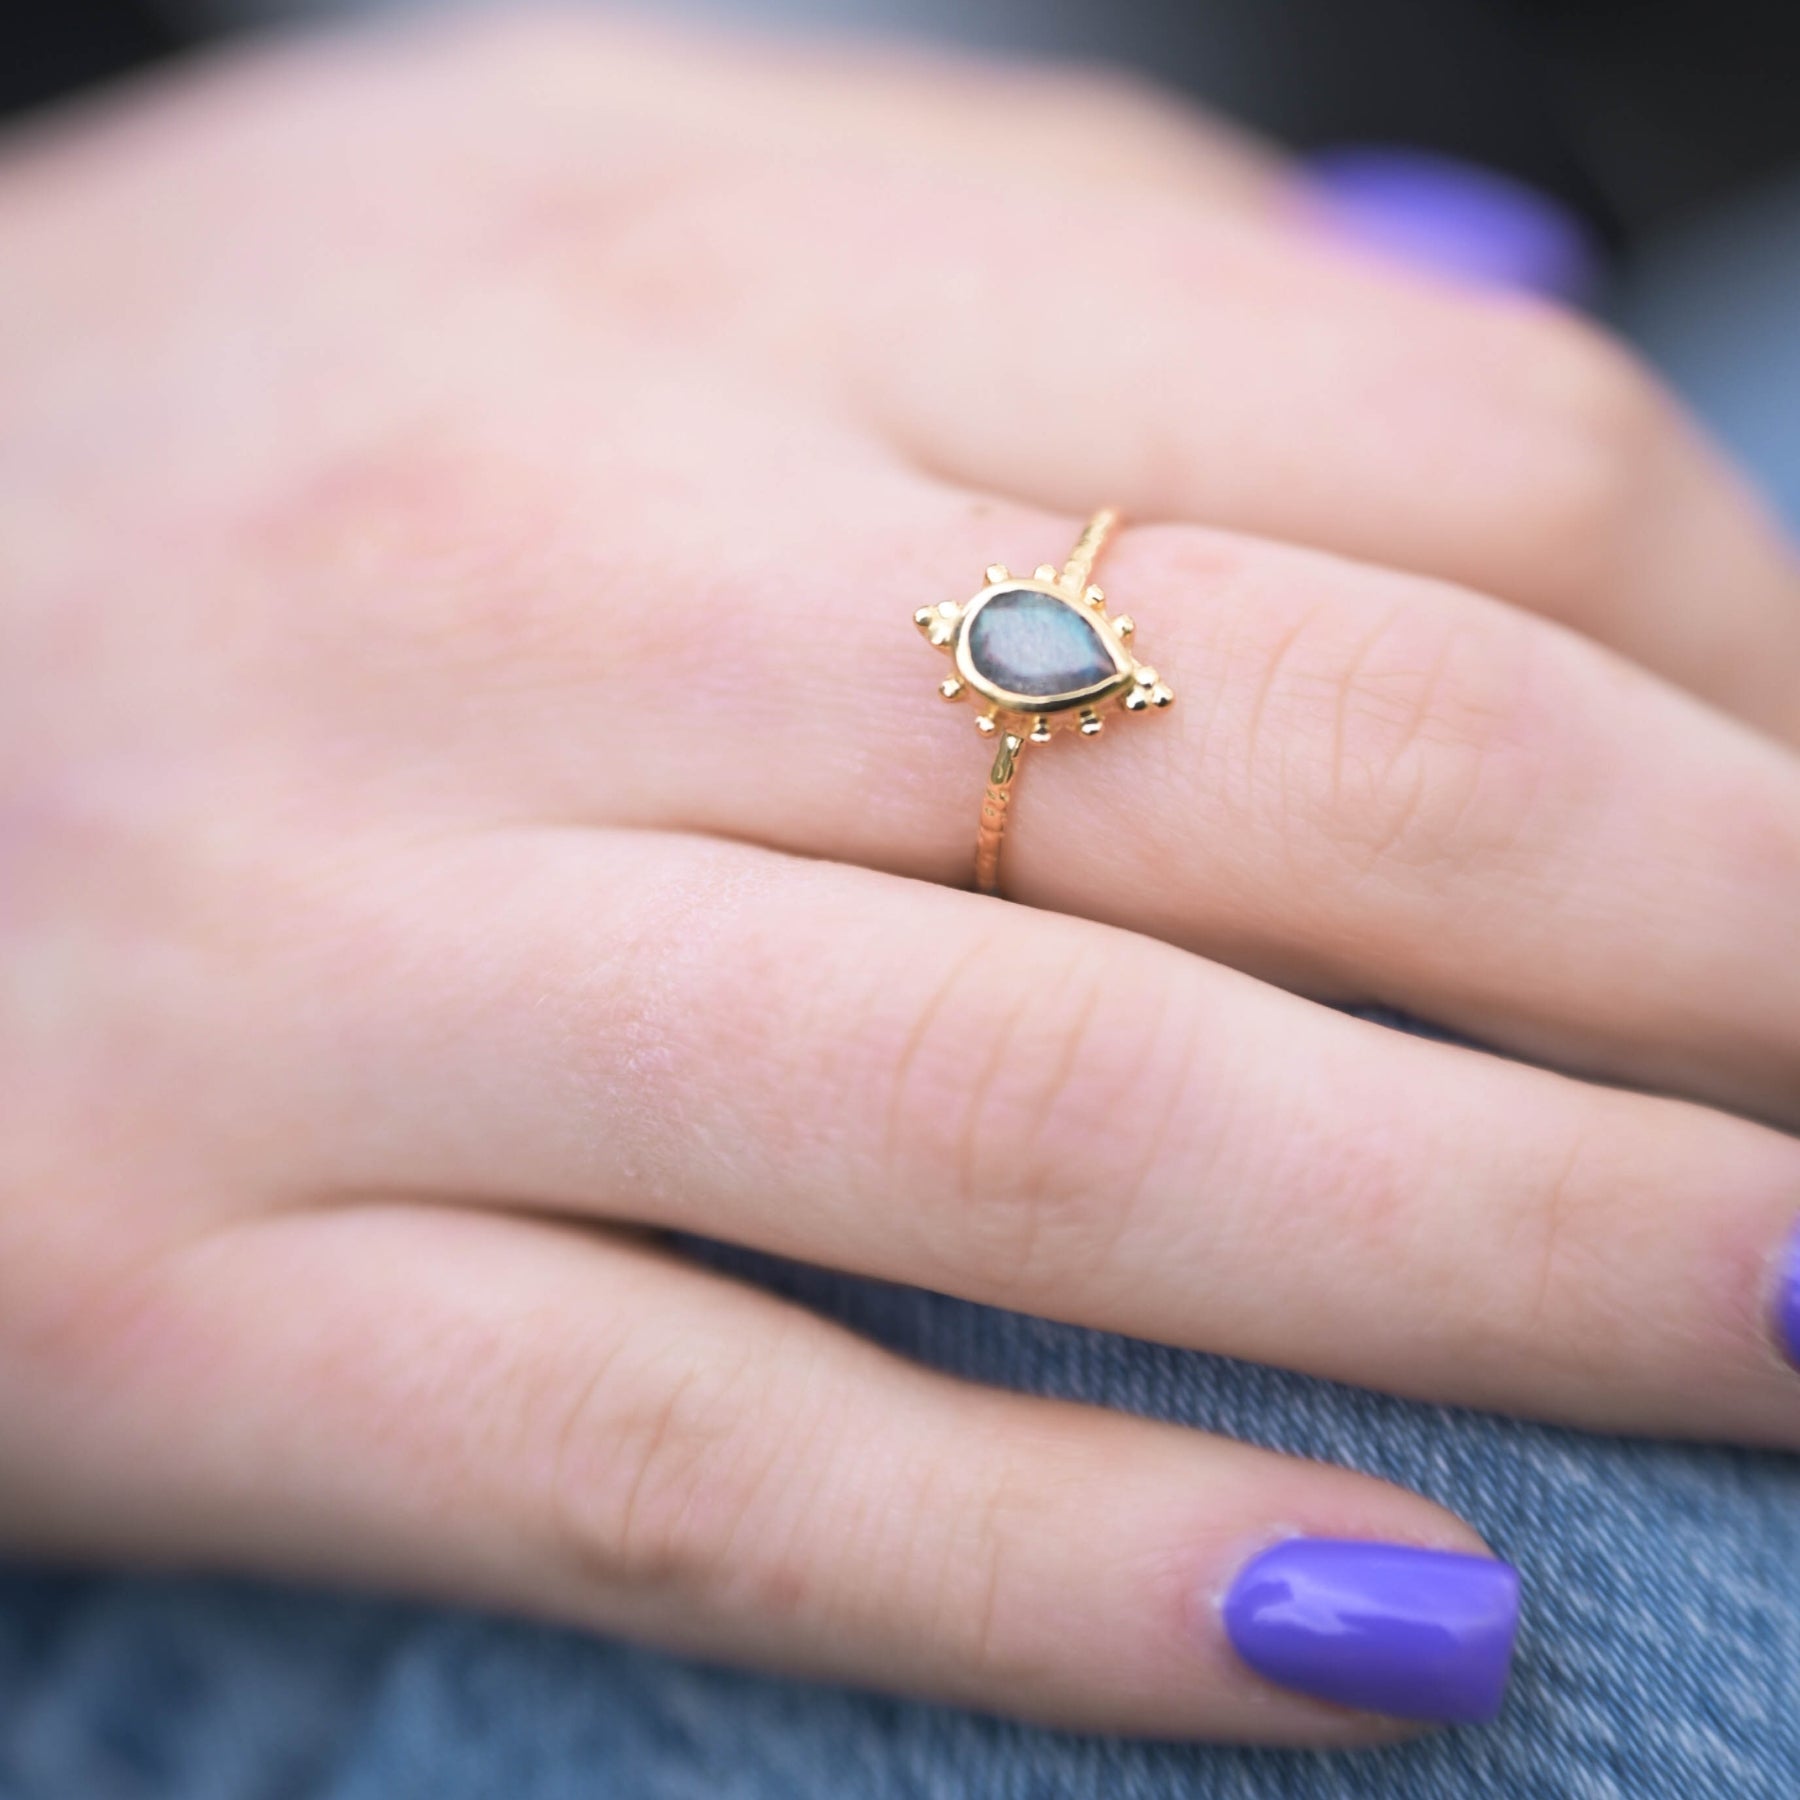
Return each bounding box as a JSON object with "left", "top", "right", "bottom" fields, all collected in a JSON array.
[
  {"left": 1059, "top": 506, "right": 1120, "bottom": 598},
  {"left": 974, "top": 727, "right": 1024, "bottom": 895},
  {"left": 973, "top": 509, "right": 1120, "bottom": 895},
  {"left": 915, "top": 504, "right": 1169, "bottom": 898}
]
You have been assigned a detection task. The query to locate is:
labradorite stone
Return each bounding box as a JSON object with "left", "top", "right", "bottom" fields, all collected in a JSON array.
[{"left": 966, "top": 588, "right": 1115, "bottom": 698}]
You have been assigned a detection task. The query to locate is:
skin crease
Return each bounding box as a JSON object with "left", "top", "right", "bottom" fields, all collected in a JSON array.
[{"left": 2, "top": 6, "right": 1800, "bottom": 1744}]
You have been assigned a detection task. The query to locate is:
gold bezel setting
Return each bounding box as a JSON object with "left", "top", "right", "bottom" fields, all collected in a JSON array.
[
  {"left": 913, "top": 510, "right": 1173, "bottom": 893},
  {"left": 952, "top": 577, "right": 1134, "bottom": 723}
]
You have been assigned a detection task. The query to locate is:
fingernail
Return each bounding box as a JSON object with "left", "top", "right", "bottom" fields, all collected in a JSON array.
[
  {"left": 1774, "top": 1221, "right": 1800, "bottom": 1370},
  {"left": 1221, "top": 1538, "right": 1520, "bottom": 1724},
  {"left": 1304, "top": 146, "right": 1602, "bottom": 305}
]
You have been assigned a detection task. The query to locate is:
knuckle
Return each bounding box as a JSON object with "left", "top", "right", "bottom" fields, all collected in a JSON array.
[
  {"left": 539, "top": 1324, "right": 808, "bottom": 1607},
  {"left": 884, "top": 937, "right": 1179, "bottom": 1304},
  {"left": 917, "top": 1436, "right": 1062, "bottom": 1690},
  {"left": 1491, "top": 1121, "right": 1612, "bottom": 1370},
  {"left": 1241, "top": 591, "right": 1548, "bottom": 877},
  {"left": 243, "top": 430, "right": 603, "bottom": 694}
]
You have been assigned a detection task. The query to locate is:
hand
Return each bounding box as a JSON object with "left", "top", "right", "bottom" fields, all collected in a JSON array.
[{"left": 4, "top": 13, "right": 1799, "bottom": 1744}]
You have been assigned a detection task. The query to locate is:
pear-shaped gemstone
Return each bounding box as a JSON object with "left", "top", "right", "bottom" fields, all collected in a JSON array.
[{"left": 966, "top": 588, "right": 1116, "bottom": 699}]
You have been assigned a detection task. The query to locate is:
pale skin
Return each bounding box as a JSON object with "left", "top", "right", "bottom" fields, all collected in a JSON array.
[{"left": 5, "top": 9, "right": 1800, "bottom": 1746}]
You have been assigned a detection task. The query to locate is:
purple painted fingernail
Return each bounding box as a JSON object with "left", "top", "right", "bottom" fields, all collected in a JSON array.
[
  {"left": 1305, "top": 146, "right": 1602, "bottom": 304},
  {"left": 1222, "top": 1538, "right": 1520, "bottom": 1724},
  {"left": 1774, "top": 1222, "right": 1800, "bottom": 1370}
]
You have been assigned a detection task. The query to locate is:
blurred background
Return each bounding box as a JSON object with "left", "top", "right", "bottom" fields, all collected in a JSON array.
[{"left": 6, "top": 0, "right": 1800, "bottom": 524}]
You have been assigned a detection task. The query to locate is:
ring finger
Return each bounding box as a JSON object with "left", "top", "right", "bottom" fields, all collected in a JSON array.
[{"left": 409, "top": 464, "right": 1800, "bottom": 1128}]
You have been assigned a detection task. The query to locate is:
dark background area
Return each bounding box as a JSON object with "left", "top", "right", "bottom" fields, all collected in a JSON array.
[
  {"left": 3, "top": 0, "right": 1799, "bottom": 249},
  {"left": 3, "top": 0, "right": 184, "bottom": 119}
]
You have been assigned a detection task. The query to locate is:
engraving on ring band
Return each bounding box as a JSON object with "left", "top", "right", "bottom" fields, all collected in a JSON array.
[{"left": 914, "top": 509, "right": 1173, "bottom": 896}]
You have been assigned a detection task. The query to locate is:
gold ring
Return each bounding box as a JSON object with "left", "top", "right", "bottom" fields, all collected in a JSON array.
[{"left": 914, "top": 508, "right": 1174, "bottom": 895}]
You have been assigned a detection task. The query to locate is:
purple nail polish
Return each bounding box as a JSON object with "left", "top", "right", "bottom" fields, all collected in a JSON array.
[
  {"left": 1305, "top": 146, "right": 1602, "bottom": 304},
  {"left": 1775, "top": 1222, "right": 1800, "bottom": 1370},
  {"left": 1222, "top": 1538, "right": 1520, "bottom": 1724}
]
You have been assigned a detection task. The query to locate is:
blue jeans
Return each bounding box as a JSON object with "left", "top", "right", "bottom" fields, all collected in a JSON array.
[
  {"left": 5, "top": 1246, "right": 1799, "bottom": 1799},
  {"left": 6, "top": 189, "right": 1800, "bottom": 1800}
]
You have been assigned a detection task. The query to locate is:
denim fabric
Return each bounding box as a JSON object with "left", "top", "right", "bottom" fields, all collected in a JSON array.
[
  {"left": 4, "top": 1247, "right": 1799, "bottom": 1800},
  {"left": 0, "top": 1575, "right": 416, "bottom": 1799},
  {"left": 8, "top": 194, "right": 1800, "bottom": 1800}
]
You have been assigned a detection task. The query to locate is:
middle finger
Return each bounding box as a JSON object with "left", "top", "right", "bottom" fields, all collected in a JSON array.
[{"left": 287, "top": 826, "right": 1800, "bottom": 1447}]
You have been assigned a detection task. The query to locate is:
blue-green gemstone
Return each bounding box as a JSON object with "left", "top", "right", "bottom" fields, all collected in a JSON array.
[{"left": 966, "top": 588, "right": 1114, "bottom": 698}]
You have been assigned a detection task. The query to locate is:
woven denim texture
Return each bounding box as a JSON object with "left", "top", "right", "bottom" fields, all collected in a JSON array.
[{"left": 5, "top": 1246, "right": 1799, "bottom": 1799}]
